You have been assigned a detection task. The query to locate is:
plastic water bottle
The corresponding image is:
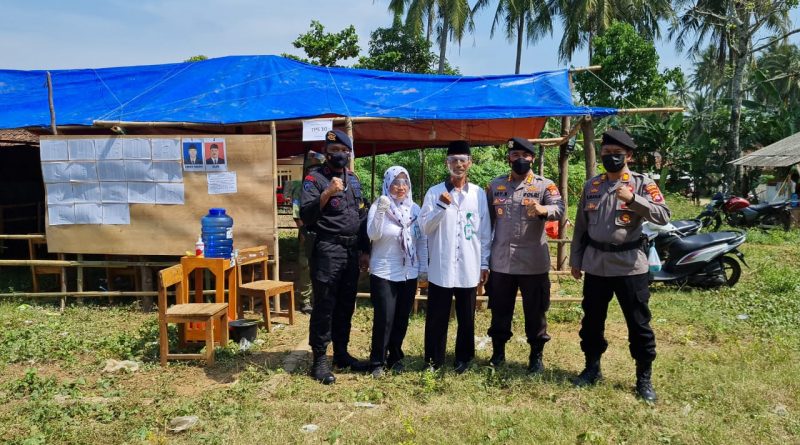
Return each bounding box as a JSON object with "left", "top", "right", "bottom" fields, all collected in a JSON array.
[
  {"left": 195, "top": 236, "right": 205, "bottom": 257},
  {"left": 201, "top": 208, "right": 233, "bottom": 258},
  {"left": 792, "top": 193, "right": 798, "bottom": 208}
]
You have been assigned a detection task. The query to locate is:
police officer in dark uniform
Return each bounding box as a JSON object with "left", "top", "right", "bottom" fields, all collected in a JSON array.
[
  {"left": 570, "top": 129, "right": 670, "bottom": 402},
  {"left": 300, "top": 129, "right": 370, "bottom": 384},
  {"left": 486, "top": 137, "right": 564, "bottom": 373}
]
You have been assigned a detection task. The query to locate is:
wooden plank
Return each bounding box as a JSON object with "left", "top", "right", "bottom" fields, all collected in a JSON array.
[{"left": 42, "top": 134, "right": 275, "bottom": 256}]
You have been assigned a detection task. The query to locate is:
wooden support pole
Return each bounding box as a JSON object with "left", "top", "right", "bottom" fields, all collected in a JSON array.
[
  {"left": 371, "top": 143, "right": 377, "bottom": 199},
  {"left": 419, "top": 148, "right": 426, "bottom": 195},
  {"left": 76, "top": 254, "right": 83, "bottom": 293},
  {"left": 270, "top": 121, "right": 280, "bottom": 281},
  {"left": 582, "top": 117, "right": 597, "bottom": 179},
  {"left": 345, "top": 117, "right": 355, "bottom": 171},
  {"left": 538, "top": 145, "right": 545, "bottom": 176},
  {"left": 139, "top": 256, "right": 153, "bottom": 312},
  {"left": 59, "top": 253, "right": 66, "bottom": 312},
  {"left": 46, "top": 71, "right": 57, "bottom": 135},
  {"left": 557, "top": 116, "right": 571, "bottom": 271}
]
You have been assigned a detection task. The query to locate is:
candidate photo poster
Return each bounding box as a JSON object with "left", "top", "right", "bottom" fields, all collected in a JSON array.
[
  {"left": 182, "top": 139, "right": 205, "bottom": 171},
  {"left": 204, "top": 140, "right": 227, "bottom": 172}
]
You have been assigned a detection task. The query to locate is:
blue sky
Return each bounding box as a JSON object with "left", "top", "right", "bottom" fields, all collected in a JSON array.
[{"left": 1, "top": 0, "right": 798, "bottom": 76}]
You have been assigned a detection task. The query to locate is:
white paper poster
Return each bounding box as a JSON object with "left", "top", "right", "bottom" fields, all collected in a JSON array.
[
  {"left": 152, "top": 161, "right": 183, "bottom": 182},
  {"left": 41, "top": 162, "right": 71, "bottom": 183},
  {"left": 124, "top": 160, "right": 154, "bottom": 181},
  {"left": 97, "top": 160, "right": 126, "bottom": 181},
  {"left": 68, "top": 162, "right": 99, "bottom": 182},
  {"left": 207, "top": 172, "right": 237, "bottom": 195},
  {"left": 302, "top": 119, "right": 333, "bottom": 141},
  {"left": 100, "top": 182, "right": 128, "bottom": 203},
  {"left": 95, "top": 138, "right": 123, "bottom": 160},
  {"left": 47, "top": 205, "right": 75, "bottom": 225},
  {"left": 74, "top": 203, "right": 103, "bottom": 224},
  {"left": 40, "top": 139, "right": 69, "bottom": 161},
  {"left": 152, "top": 138, "right": 182, "bottom": 160},
  {"left": 122, "top": 138, "right": 151, "bottom": 159},
  {"left": 68, "top": 139, "right": 96, "bottom": 160},
  {"left": 102, "top": 204, "right": 131, "bottom": 225},
  {"left": 72, "top": 182, "right": 101, "bottom": 203},
  {"left": 46, "top": 183, "right": 75, "bottom": 205},
  {"left": 155, "top": 182, "right": 185, "bottom": 204},
  {"left": 128, "top": 182, "right": 156, "bottom": 204}
]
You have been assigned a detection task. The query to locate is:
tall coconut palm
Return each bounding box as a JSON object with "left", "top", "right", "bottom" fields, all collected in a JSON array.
[
  {"left": 672, "top": 0, "right": 795, "bottom": 186},
  {"left": 472, "top": 0, "right": 554, "bottom": 74},
  {"left": 550, "top": 0, "right": 674, "bottom": 63},
  {"left": 387, "top": 0, "right": 475, "bottom": 74}
]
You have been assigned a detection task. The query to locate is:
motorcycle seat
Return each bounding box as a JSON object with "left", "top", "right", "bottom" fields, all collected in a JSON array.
[
  {"left": 749, "top": 201, "right": 787, "bottom": 211},
  {"left": 667, "top": 232, "right": 741, "bottom": 258},
  {"left": 671, "top": 219, "right": 701, "bottom": 234}
]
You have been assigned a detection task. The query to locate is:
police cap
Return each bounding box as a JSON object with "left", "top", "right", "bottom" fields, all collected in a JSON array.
[
  {"left": 507, "top": 137, "right": 536, "bottom": 155},
  {"left": 325, "top": 129, "right": 353, "bottom": 150},
  {"left": 601, "top": 129, "right": 637, "bottom": 151}
]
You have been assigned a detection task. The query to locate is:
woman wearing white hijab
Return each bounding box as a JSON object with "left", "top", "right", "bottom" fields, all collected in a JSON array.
[{"left": 366, "top": 166, "right": 428, "bottom": 377}]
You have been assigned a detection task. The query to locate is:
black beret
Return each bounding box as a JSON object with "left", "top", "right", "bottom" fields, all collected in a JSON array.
[
  {"left": 447, "top": 140, "right": 471, "bottom": 156},
  {"left": 507, "top": 137, "right": 535, "bottom": 155},
  {"left": 601, "top": 129, "right": 637, "bottom": 150},
  {"left": 325, "top": 129, "right": 353, "bottom": 150}
]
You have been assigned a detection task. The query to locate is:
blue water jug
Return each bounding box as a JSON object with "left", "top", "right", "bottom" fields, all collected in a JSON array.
[
  {"left": 201, "top": 208, "right": 233, "bottom": 258},
  {"left": 792, "top": 193, "right": 798, "bottom": 208}
]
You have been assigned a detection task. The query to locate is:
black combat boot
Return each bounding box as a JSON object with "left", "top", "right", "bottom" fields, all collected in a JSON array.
[
  {"left": 527, "top": 343, "right": 545, "bottom": 375},
  {"left": 635, "top": 361, "right": 657, "bottom": 402},
  {"left": 332, "top": 351, "right": 370, "bottom": 372},
  {"left": 573, "top": 356, "right": 602, "bottom": 387},
  {"left": 489, "top": 341, "right": 506, "bottom": 367},
  {"left": 310, "top": 351, "right": 336, "bottom": 385}
]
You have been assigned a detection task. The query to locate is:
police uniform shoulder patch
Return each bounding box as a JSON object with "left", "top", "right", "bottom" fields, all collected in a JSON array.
[
  {"left": 644, "top": 181, "right": 664, "bottom": 203},
  {"left": 546, "top": 183, "right": 560, "bottom": 196}
]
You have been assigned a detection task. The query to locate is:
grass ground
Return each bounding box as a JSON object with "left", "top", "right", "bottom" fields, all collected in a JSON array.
[{"left": 0, "top": 195, "right": 798, "bottom": 444}]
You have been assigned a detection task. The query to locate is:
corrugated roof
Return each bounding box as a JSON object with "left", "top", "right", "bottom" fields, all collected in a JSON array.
[
  {"left": 731, "top": 131, "right": 800, "bottom": 166},
  {"left": 0, "top": 129, "right": 38, "bottom": 146}
]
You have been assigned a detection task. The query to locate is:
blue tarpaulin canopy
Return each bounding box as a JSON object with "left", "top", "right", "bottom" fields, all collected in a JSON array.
[{"left": 0, "top": 55, "right": 615, "bottom": 129}]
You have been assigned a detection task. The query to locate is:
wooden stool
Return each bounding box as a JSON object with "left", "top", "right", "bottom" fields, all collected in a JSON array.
[
  {"left": 27, "top": 237, "right": 64, "bottom": 292},
  {"left": 158, "top": 264, "right": 228, "bottom": 366},
  {"left": 236, "top": 246, "right": 295, "bottom": 328}
]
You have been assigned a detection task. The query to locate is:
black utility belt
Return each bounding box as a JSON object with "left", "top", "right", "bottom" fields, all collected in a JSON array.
[
  {"left": 316, "top": 232, "right": 359, "bottom": 247},
  {"left": 587, "top": 236, "right": 646, "bottom": 253}
]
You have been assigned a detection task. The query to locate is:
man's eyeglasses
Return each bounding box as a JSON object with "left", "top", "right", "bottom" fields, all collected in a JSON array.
[{"left": 447, "top": 155, "right": 471, "bottom": 164}]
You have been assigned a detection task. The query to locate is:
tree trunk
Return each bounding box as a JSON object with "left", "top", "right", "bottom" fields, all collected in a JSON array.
[
  {"left": 438, "top": 17, "right": 449, "bottom": 74},
  {"left": 587, "top": 30, "right": 593, "bottom": 63},
  {"left": 582, "top": 117, "right": 596, "bottom": 179},
  {"left": 726, "top": 14, "right": 750, "bottom": 187},
  {"left": 557, "top": 116, "right": 570, "bottom": 271},
  {"left": 426, "top": 4, "right": 434, "bottom": 44},
  {"left": 515, "top": 15, "right": 524, "bottom": 74}
]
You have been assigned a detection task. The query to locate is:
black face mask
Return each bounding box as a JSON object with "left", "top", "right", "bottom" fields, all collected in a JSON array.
[
  {"left": 327, "top": 152, "right": 349, "bottom": 168},
  {"left": 601, "top": 154, "right": 626, "bottom": 173},
  {"left": 511, "top": 158, "right": 532, "bottom": 175}
]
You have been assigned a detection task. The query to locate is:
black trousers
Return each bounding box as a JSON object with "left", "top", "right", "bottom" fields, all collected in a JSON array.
[
  {"left": 368, "top": 275, "right": 417, "bottom": 366},
  {"left": 487, "top": 271, "right": 551, "bottom": 345},
  {"left": 308, "top": 240, "right": 359, "bottom": 356},
  {"left": 424, "top": 283, "right": 476, "bottom": 367},
  {"left": 579, "top": 273, "right": 656, "bottom": 363}
]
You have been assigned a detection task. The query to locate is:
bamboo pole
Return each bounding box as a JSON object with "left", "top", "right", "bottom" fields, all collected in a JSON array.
[
  {"left": 270, "top": 121, "right": 280, "bottom": 281},
  {"left": 0, "top": 234, "right": 47, "bottom": 240},
  {"left": 59, "top": 253, "right": 66, "bottom": 312},
  {"left": 46, "top": 71, "right": 57, "bottom": 135},
  {"left": 582, "top": 117, "right": 597, "bottom": 179},
  {"left": 0, "top": 290, "right": 220, "bottom": 299},
  {"left": 0, "top": 259, "right": 175, "bottom": 268},
  {"left": 76, "top": 254, "right": 83, "bottom": 293},
  {"left": 557, "top": 116, "right": 571, "bottom": 271},
  {"left": 616, "top": 107, "right": 684, "bottom": 114},
  {"left": 568, "top": 65, "right": 602, "bottom": 73},
  {"left": 345, "top": 117, "right": 355, "bottom": 171}
]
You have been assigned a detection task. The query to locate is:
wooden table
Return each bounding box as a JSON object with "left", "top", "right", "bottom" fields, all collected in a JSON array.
[{"left": 179, "top": 256, "right": 238, "bottom": 343}]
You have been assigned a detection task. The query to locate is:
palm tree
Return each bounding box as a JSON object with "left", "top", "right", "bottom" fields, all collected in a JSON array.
[
  {"left": 549, "top": 0, "right": 674, "bottom": 63},
  {"left": 672, "top": 0, "right": 795, "bottom": 186},
  {"left": 387, "top": 0, "right": 475, "bottom": 74},
  {"left": 472, "top": 0, "right": 553, "bottom": 74}
]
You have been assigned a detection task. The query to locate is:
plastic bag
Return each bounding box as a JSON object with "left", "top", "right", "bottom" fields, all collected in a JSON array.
[
  {"left": 545, "top": 220, "right": 559, "bottom": 239},
  {"left": 647, "top": 244, "right": 661, "bottom": 272}
]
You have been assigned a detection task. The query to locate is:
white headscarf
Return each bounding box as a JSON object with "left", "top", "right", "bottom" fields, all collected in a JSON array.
[{"left": 382, "top": 166, "right": 416, "bottom": 267}]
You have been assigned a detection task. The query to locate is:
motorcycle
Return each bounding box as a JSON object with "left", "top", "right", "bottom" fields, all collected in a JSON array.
[
  {"left": 650, "top": 219, "right": 702, "bottom": 263},
  {"left": 644, "top": 222, "right": 748, "bottom": 288},
  {"left": 698, "top": 192, "right": 791, "bottom": 232}
]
